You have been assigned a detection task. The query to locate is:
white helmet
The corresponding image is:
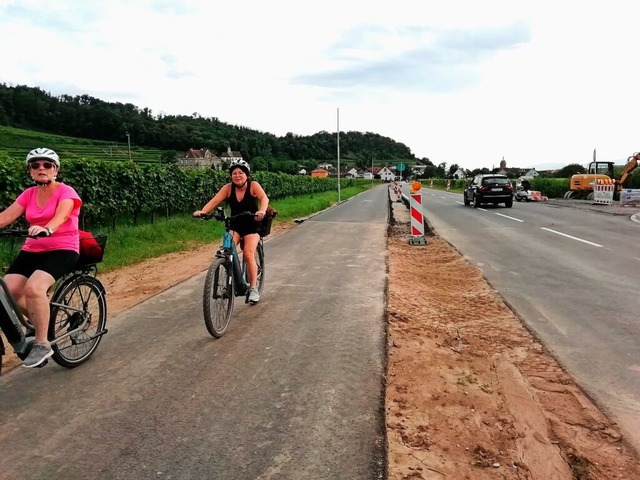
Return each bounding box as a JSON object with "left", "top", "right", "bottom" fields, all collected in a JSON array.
[
  {"left": 26, "top": 148, "right": 60, "bottom": 168},
  {"left": 229, "top": 158, "right": 250, "bottom": 174}
]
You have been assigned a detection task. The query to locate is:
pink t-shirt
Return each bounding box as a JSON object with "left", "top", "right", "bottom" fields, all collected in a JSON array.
[{"left": 16, "top": 183, "right": 82, "bottom": 253}]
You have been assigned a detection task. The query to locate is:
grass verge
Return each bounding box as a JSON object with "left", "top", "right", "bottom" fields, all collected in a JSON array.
[{"left": 0, "top": 184, "right": 375, "bottom": 272}]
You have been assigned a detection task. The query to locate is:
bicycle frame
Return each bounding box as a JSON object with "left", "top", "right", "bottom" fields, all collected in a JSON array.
[
  {"left": 0, "top": 277, "right": 30, "bottom": 356},
  {"left": 219, "top": 230, "right": 251, "bottom": 297}
]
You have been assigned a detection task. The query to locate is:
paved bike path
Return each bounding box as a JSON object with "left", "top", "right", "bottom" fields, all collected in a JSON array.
[{"left": 0, "top": 185, "right": 390, "bottom": 480}]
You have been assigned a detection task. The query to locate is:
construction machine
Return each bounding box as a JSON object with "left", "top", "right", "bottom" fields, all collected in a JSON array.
[{"left": 564, "top": 152, "right": 639, "bottom": 200}]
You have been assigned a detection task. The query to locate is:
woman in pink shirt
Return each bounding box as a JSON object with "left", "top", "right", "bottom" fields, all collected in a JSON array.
[{"left": 0, "top": 148, "right": 82, "bottom": 368}]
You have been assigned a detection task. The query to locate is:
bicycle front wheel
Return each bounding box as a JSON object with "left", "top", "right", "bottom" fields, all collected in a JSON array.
[
  {"left": 255, "top": 242, "right": 265, "bottom": 295},
  {"left": 203, "top": 257, "right": 234, "bottom": 337},
  {"left": 49, "top": 275, "right": 107, "bottom": 368}
]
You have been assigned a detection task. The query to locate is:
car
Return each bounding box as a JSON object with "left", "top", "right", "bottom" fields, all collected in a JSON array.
[{"left": 463, "top": 174, "right": 514, "bottom": 208}]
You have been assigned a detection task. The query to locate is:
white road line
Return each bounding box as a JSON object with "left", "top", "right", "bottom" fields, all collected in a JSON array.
[
  {"left": 540, "top": 227, "right": 603, "bottom": 247},
  {"left": 495, "top": 213, "right": 524, "bottom": 222},
  {"left": 633, "top": 257, "right": 640, "bottom": 262}
]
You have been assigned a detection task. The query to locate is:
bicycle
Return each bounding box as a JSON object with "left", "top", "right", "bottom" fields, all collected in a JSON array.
[
  {"left": 0, "top": 229, "right": 108, "bottom": 373},
  {"left": 196, "top": 208, "right": 271, "bottom": 337}
]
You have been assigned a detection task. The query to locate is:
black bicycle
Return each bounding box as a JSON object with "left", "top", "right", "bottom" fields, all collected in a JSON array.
[
  {"left": 196, "top": 208, "right": 272, "bottom": 337},
  {"left": 0, "top": 229, "right": 108, "bottom": 373}
]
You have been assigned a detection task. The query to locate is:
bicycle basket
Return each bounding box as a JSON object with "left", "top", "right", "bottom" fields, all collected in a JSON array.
[
  {"left": 78, "top": 232, "right": 108, "bottom": 266},
  {"left": 256, "top": 207, "right": 278, "bottom": 237}
]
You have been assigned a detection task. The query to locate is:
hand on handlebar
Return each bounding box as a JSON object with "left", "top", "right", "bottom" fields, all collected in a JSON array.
[{"left": 28, "top": 225, "right": 50, "bottom": 237}]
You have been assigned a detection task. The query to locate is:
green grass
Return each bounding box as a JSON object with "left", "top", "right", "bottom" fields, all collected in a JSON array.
[{"left": 1, "top": 183, "right": 376, "bottom": 272}]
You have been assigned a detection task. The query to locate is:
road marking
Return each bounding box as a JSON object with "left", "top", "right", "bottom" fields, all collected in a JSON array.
[
  {"left": 540, "top": 227, "right": 603, "bottom": 247},
  {"left": 495, "top": 213, "right": 524, "bottom": 222},
  {"left": 633, "top": 257, "right": 640, "bottom": 262}
]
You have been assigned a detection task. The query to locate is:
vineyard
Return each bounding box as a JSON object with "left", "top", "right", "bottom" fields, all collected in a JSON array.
[
  {"left": 0, "top": 154, "right": 365, "bottom": 231},
  {"left": 0, "top": 125, "right": 173, "bottom": 163}
]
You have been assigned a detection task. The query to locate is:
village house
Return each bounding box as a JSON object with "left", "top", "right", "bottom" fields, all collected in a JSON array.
[
  {"left": 376, "top": 166, "right": 395, "bottom": 182},
  {"left": 177, "top": 148, "right": 222, "bottom": 169},
  {"left": 361, "top": 168, "right": 373, "bottom": 180},
  {"left": 452, "top": 168, "right": 466, "bottom": 179},
  {"left": 345, "top": 167, "right": 359, "bottom": 179},
  {"left": 220, "top": 146, "right": 243, "bottom": 165},
  {"left": 311, "top": 168, "right": 329, "bottom": 178}
]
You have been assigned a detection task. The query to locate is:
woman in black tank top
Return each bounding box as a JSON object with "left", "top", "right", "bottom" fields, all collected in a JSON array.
[
  {"left": 193, "top": 159, "right": 269, "bottom": 303},
  {"left": 228, "top": 179, "right": 259, "bottom": 236}
]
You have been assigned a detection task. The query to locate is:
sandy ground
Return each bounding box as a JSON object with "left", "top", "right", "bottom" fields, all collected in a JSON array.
[
  {"left": 2, "top": 199, "right": 640, "bottom": 479},
  {"left": 385, "top": 200, "right": 640, "bottom": 479}
]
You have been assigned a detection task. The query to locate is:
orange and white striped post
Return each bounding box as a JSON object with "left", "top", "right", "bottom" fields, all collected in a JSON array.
[{"left": 409, "top": 181, "right": 427, "bottom": 245}]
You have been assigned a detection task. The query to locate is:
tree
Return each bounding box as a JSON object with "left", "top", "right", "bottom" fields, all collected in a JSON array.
[{"left": 555, "top": 163, "right": 586, "bottom": 178}]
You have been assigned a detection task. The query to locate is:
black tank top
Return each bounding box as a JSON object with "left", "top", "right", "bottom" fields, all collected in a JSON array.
[{"left": 228, "top": 180, "right": 258, "bottom": 235}]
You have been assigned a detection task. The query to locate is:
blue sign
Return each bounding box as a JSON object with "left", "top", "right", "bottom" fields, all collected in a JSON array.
[{"left": 396, "top": 162, "right": 406, "bottom": 172}]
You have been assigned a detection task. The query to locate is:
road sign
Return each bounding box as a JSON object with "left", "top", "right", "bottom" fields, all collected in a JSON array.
[{"left": 396, "top": 162, "right": 406, "bottom": 172}]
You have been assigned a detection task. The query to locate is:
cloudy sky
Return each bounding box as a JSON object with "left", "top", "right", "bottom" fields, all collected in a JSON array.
[{"left": 1, "top": 0, "right": 639, "bottom": 170}]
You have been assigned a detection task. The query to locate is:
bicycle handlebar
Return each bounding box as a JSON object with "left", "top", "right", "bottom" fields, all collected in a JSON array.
[
  {"left": 194, "top": 210, "right": 256, "bottom": 221},
  {"left": 0, "top": 228, "right": 48, "bottom": 238}
]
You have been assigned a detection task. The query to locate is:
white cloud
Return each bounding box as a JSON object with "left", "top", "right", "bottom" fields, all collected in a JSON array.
[{"left": 1, "top": 0, "right": 639, "bottom": 170}]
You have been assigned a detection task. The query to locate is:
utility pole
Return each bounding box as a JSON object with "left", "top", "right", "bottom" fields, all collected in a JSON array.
[
  {"left": 371, "top": 155, "right": 374, "bottom": 184},
  {"left": 337, "top": 108, "right": 341, "bottom": 202},
  {"left": 126, "top": 132, "right": 132, "bottom": 161}
]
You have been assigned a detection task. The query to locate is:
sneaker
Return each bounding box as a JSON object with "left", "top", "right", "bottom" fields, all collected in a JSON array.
[
  {"left": 22, "top": 342, "right": 53, "bottom": 368},
  {"left": 248, "top": 287, "right": 260, "bottom": 304}
]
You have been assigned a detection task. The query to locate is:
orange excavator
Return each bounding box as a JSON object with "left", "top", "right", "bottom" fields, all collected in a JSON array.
[{"left": 564, "top": 152, "right": 639, "bottom": 200}]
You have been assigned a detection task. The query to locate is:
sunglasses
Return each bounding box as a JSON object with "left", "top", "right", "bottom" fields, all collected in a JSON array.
[{"left": 29, "top": 162, "right": 55, "bottom": 170}]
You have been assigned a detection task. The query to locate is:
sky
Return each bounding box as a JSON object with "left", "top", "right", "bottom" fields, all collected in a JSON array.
[{"left": 1, "top": 0, "right": 639, "bottom": 171}]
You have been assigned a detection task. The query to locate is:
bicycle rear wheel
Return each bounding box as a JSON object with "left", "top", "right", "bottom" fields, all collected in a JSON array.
[
  {"left": 203, "top": 257, "right": 234, "bottom": 337},
  {"left": 49, "top": 275, "right": 107, "bottom": 368}
]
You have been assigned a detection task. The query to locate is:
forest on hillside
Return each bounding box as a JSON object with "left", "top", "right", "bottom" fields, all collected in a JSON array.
[{"left": 0, "top": 83, "right": 424, "bottom": 172}]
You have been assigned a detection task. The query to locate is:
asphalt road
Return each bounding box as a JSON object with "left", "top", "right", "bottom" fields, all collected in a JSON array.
[
  {"left": 413, "top": 187, "right": 640, "bottom": 453},
  {"left": 0, "top": 185, "right": 390, "bottom": 480}
]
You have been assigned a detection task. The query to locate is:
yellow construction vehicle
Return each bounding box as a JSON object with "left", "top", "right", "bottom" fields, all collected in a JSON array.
[
  {"left": 616, "top": 152, "right": 639, "bottom": 189},
  {"left": 564, "top": 152, "right": 639, "bottom": 200}
]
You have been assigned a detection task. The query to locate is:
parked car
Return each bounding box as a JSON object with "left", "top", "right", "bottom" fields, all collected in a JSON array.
[{"left": 463, "top": 174, "right": 514, "bottom": 208}]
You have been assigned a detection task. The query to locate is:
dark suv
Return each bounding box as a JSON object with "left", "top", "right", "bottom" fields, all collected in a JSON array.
[{"left": 463, "top": 174, "right": 514, "bottom": 208}]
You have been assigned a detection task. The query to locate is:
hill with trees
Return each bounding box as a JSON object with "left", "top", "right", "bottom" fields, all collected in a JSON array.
[{"left": 0, "top": 83, "right": 426, "bottom": 173}]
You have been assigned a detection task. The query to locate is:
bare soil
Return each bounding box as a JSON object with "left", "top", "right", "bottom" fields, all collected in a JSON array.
[
  {"left": 385, "top": 201, "right": 640, "bottom": 479},
  {"left": 3, "top": 201, "right": 640, "bottom": 479}
]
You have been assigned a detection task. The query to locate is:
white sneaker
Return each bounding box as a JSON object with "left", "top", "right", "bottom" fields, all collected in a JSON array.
[{"left": 248, "top": 287, "right": 260, "bottom": 304}]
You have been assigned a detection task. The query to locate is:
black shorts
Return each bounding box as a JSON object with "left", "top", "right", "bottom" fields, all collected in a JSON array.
[
  {"left": 6, "top": 250, "right": 80, "bottom": 280},
  {"left": 230, "top": 217, "right": 259, "bottom": 237}
]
